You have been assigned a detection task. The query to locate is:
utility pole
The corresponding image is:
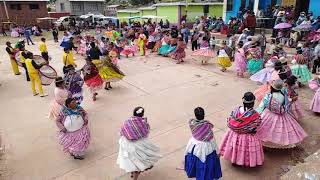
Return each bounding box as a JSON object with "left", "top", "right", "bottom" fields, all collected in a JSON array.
[{"left": 3, "top": 0, "right": 10, "bottom": 21}]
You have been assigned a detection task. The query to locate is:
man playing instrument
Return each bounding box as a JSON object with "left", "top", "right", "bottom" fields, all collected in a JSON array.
[
  {"left": 25, "top": 52, "right": 48, "bottom": 97},
  {"left": 39, "top": 38, "right": 49, "bottom": 62},
  {"left": 5, "top": 41, "right": 20, "bottom": 75}
]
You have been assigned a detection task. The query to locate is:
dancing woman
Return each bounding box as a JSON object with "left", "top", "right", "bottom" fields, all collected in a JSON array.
[
  {"left": 49, "top": 77, "right": 70, "bottom": 120},
  {"left": 56, "top": 98, "right": 90, "bottom": 160},
  {"left": 256, "top": 80, "right": 307, "bottom": 148},
  {"left": 64, "top": 65, "right": 84, "bottom": 104},
  {"left": 220, "top": 92, "right": 264, "bottom": 167},
  {"left": 117, "top": 107, "right": 161, "bottom": 180},
  {"left": 184, "top": 107, "right": 222, "bottom": 180}
]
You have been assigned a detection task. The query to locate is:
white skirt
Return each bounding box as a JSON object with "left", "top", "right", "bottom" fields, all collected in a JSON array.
[{"left": 117, "top": 136, "right": 162, "bottom": 173}]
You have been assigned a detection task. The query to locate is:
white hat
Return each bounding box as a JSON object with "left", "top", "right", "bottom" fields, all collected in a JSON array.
[{"left": 297, "top": 43, "right": 303, "bottom": 48}]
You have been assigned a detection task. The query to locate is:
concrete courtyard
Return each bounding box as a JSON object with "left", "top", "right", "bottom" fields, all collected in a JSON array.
[{"left": 0, "top": 37, "right": 319, "bottom": 180}]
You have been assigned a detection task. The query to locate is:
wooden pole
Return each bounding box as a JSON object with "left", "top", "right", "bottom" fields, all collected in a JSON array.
[{"left": 3, "top": 0, "right": 9, "bottom": 20}]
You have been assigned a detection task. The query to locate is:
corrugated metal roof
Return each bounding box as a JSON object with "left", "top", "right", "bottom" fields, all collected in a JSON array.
[
  {"left": 4, "top": 0, "right": 49, "bottom": 2},
  {"left": 107, "top": 5, "right": 121, "bottom": 8},
  {"left": 138, "top": 6, "right": 156, "bottom": 10},
  {"left": 117, "top": 9, "right": 139, "bottom": 13},
  {"left": 69, "top": 0, "right": 104, "bottom": 2},
  {"left": 153, "top": 1, "right": 223, "bottom": 6}
]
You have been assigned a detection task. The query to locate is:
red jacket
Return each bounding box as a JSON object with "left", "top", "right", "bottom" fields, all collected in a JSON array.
[{"left": 245, "top": 15, "right": 257, "bottom": 28}]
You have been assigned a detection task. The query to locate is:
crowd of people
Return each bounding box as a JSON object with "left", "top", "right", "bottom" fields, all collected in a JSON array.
[{"left": 3, "top": 8, "right": 320, "bottom": 180}]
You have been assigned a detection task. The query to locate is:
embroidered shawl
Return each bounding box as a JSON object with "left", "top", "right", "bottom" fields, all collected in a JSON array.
[
  {"left": 189, "top": 119, "right": 213, "bottom": 142},
  {"left": 120, "top": 116, "right": 150, "bottom": 141},
  {"left": 228, "top": 107, "right": 261, "bottom": 134}
]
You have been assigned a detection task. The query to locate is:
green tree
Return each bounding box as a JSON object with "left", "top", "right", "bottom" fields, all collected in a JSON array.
[{"left": 130, "top": 0, "right": 153, "bottom": 5}]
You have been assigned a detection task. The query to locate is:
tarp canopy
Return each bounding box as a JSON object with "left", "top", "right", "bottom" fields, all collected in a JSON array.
[
  {"left": 141, "top": 15, "right": 167, "bottom": 19},
  {"left": 37, "top": 17, "right": 58, "bottom": 20},
  {"left": 118, "top": 16, "right": 140, "bottom": 20}
]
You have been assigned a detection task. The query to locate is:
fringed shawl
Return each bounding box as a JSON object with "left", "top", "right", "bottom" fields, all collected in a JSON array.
[{"left": 228, "top": 107, "right": 261, "bottom": 134}]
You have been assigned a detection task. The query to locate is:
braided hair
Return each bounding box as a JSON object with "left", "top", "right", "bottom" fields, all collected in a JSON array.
[
  {"left": 194, "top": 107, "right": 205, "bottom": 120},
  {"left": 242, "top": 92, "right": 255, "bottom": 111}
]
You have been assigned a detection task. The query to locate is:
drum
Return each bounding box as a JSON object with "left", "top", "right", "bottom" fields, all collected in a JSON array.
[
  {"left": 14, "top": 52, "right": 23, "bottom": 67},
  {"left": 39, "top": 65, "right": 57, "bottom": 86},
  {"left": 33, "top": 55, "right": 47, "bottom": 65}
]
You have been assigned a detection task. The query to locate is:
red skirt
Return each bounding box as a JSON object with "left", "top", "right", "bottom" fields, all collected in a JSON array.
[{"left": 85, "top": 74, "right": 103, "bottom": 93}]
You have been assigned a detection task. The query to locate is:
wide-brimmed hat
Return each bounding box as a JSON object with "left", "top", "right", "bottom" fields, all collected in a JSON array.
[
  {"left": 218, "top": 40, "right": 227, "bottom": 46},
  {"left": 55, "top": 77, "right": 64, "bottom": 83},
  {"left": 277, "top": 43, "right": 284, "bottom": 49},
  {"left": 243, "top": 28, "right": 249, "bottom": 32},
  {"left": 279, "top": 57, "right": 287, "bottom": 64},
  {"left": 271, "top": 79, "right": 284, "bottom": 90},
  {"left": 297, "top": 43, "right": 303, "bottom": 48}
]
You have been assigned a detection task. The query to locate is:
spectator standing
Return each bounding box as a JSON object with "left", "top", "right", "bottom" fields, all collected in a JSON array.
[{"left": 24, "top": 27, "right": 34, "bottom": 45}]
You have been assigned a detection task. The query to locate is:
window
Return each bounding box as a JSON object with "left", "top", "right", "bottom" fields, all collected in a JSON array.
[
  {"left": 72, "top": 4, "right": 83, "bottom": 11},
  {"left": 10, "top": 4, "right": 21, "bottom": 10},
  {"left": 29, "top": 4, "right": 39, "bottom": 10},
  {"left": 226, "top": 0, "right": 233, "bottom": 11},
  {"left": 60, "top": 3, "right": 65, "bottom": 11}
]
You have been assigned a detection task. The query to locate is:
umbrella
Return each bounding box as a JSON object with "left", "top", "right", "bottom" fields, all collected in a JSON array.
[
  {"left": 293, "top": 24, "right": 312, "bottom": 31},
  {"left": 274, "top": 23, "right": 292, "bottom": 29}
]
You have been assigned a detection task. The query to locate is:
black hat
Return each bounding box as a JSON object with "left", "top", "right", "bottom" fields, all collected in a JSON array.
[{"left": 242, "top": 92, "right": 255, "bottom": 103}]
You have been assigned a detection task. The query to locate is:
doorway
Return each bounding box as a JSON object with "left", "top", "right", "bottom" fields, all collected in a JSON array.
[{"left": 295, "top": 0, "right": 310, "bottom": 19}]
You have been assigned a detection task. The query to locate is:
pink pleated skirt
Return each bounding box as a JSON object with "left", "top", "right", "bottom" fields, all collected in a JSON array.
[
  {"left": 85, "top": 74, "right": 103, "bottom": 93},
  {"left": 59, "top": 125, "right": 91, "bottom": 156},
  {"left": 256, "top": 109, "right": 307, "bottom": 149},
  {"left": 289, "top": 100, "right": 304, "bottom": 120},
  {"left": 310, "top": 91, "right": 320, "bottom": 113},
  {"left": 192, "top": 48, "right": 214, "bottom": 57},
  {"left": 254, "top": 84, "right": 269, "bottom": 103},
  {"left": 219, "top": 130, "right": 264, "bottom": 167}
]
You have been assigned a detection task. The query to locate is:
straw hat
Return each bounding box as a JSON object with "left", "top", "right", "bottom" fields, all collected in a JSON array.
[
  {"left": 271, "top": 79, "right": 284, "bottom": 90},
  {"left": 279, "top": 57, "right": 287, "bottom": 64},
  {"left": 218, "top": 40, "right": 227, "bottom": 46},
  {"left": 277, "top": 43, "right": 284, "bottom": 49}
]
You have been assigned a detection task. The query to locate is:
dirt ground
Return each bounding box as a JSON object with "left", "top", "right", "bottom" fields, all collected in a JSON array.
[{"left": 0, "top": 35, "right": 319, "bottom": 180}]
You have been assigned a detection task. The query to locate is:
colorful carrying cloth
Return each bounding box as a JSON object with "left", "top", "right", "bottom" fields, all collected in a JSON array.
[
  {"left": 120, "top": 116, "right": 150, "bottom": 141},
  {"left": 189, "top": 119, "right": 213, "bottom": 142},
  {"left": 227, "top": 107, "right": 261, "bottom": 134}
]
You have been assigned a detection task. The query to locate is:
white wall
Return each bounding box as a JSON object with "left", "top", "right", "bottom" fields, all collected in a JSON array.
[{"left": 55, "top": 0, "right": 71, "bottom": 13}]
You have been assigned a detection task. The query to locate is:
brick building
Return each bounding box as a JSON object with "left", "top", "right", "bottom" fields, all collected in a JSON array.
[{"left": 0, "top": 0, "right": 49, "bottom": 25}]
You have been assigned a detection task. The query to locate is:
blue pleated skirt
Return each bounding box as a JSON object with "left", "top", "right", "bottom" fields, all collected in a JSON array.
[{"left": 185, "top": 145, "right": 222, "bottom": 180}]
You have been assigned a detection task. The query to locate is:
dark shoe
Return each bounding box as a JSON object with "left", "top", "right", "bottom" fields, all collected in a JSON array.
[
  {"left": 73, "top": 155, "right": 84, "bottom": 160},
  {"left": 105, "top": 87, "right": 110, "bottom": 90}
]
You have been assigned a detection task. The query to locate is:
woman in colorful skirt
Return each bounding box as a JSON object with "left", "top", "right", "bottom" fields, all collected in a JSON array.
[
  {"left": 291, "top": 48, "right": 312, "bottom": 85},
  {"left": 77, "top": 36, "right": 88, "bottom": 56},
  {"left": 82, "top": 57, "right": 103, "bottom": 101},
  {"left": 217, "top": 41, "right": 232, "bottom": 72},
  {"left": 256, "top": 80, "right": 307, "bottom": 148},
  {"left": 247, "top": 43, "right": 264, "bottom": 75},
  {"left": 56, "top": 98, "right": 90, "bottom": 160},
  {"left": 234, "top": 41, "right": 247, "bottom": 77},
  {"left": 192, "top": 37, "right": 214, "bottom": 65},
  {"left": 121, "top": 40, "right": 135, "bottom": 58},
  {"left": 158, "top": 34, "right": 171, "bottom": 55},
  {"left": 254, "top": 60, "right": 283, "bottom": 103},
  {"left": 309, "top": 76, "right": 320, "bottom": 114},
  {"left": 284, "top": 75, "right": 304, "bottom": 120},
  {"left": 137, "top": 34, "right": 147, "bottom": 56},
  {"left": 49, "top": 77, "right": 70, "bottom": 120},
  {"left": 184, "top": 107, "right": 222, "bottom": 180},
  {"left": 117, "top": 107, "right": 161, "bottom": 180},
  {"left": 64, "top": 65, "right": 84, "bottom": 104},
  {"left": 250, "top": 50, "right": 280, "bottom": 84},
  {"left": 92, "top": 55, "right": 124, "bottom": 90},
  {"left": 170, "top": 37, "right": 186, "bottom": 64},
  {"left": 220, "top": 92, "right": 264, "bottom": 167}
]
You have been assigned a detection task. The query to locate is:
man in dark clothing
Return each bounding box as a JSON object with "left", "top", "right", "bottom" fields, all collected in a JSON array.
[
  {"left": 52, "top": 28, "right": 59, "bottom": 42},
  {"left": 24, "top": 28, "right": 34, "bottom": 45},
  {"left": 191, "top": 29, "right": 200, "bottom": 51},
  {"left": 88, "top": 42, "right": 102, "bottom": 60}
]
